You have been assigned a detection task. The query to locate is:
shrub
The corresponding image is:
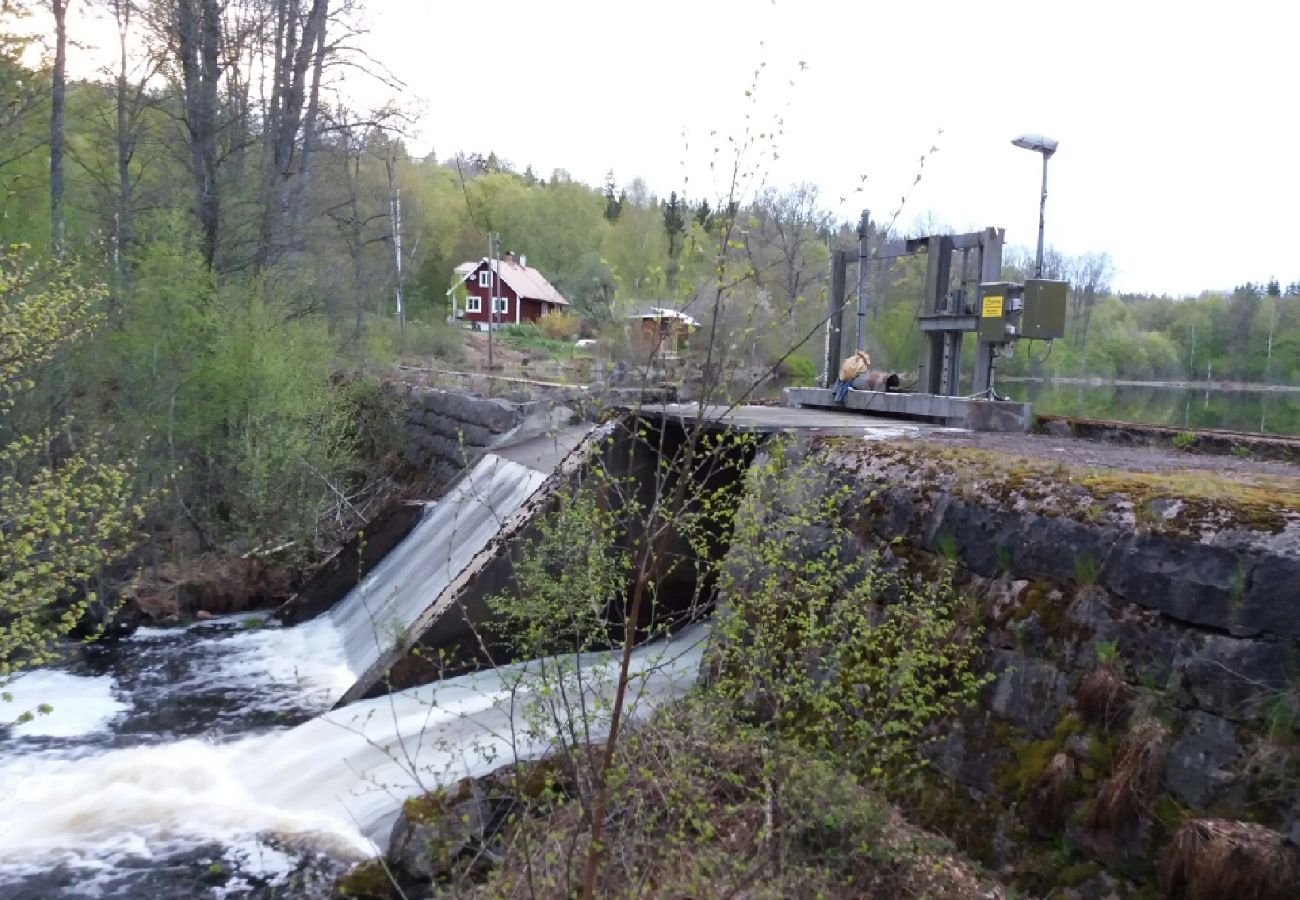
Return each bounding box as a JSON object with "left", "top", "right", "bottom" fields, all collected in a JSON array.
[
  {"left": 537, "top": 310, "right": 580, "bottom": 340},
  {"left": 478, "top": 699, "right": 998, "bottom": 899},
  {"left": 779, "top": 353, "right": 819, "bottom": 385},
  {"left": 711, "top": 441, "right": 991, "bottom": 786}
]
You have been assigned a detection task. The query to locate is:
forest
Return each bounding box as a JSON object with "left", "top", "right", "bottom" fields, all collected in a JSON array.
[{"left": 2, "top": 0, "right": 1298, "bottom": 667}]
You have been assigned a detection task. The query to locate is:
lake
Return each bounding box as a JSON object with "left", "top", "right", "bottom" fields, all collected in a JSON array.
[{"left": 1005, "top": 381, "right": 1300, "bottom": 437}]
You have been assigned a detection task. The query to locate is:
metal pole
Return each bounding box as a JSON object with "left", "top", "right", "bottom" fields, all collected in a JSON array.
[
  {"left": 1034, "top": 153, "right": 1048, "bottom": 278},
  {"left": 856, "top": 209, "right": 870, "bottom": 351},
  {"left": 824, "top": 250, "right": 846, "bottom": 386},
  {"left": 486, "top": 232, "right": 495, "bottom": 372}
]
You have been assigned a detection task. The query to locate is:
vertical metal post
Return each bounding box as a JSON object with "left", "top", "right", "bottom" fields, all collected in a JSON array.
[
  {"left": 824, "top": 250, "right": 846, "bottom": 386},
  {"left": 973, "top": 227, "right": 1004, "bottom": 396},
  {"left": 855, "top": 209, "right": 870, "bottom": 352},
  {"left": 1035, "top": 153, "right": 1048, "bottom": 278},
  {"left": 919, "top": 235, "right": 952, "bottom": 395},
  {"left": 486, "top": 232, "right": 495, "bottom": 371}
]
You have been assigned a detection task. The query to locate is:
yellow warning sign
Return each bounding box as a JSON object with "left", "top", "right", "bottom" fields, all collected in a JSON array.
[{"left": 982, "top": 295, "right": 1004, "bottom": 318}]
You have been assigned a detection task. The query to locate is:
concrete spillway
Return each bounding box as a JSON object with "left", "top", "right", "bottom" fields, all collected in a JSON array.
[
  {"left": 328, "top": 454, "right": 548, "bottom": 681},
  {"left": 331, "top": 424, "right": 604, "bottom": 706}
]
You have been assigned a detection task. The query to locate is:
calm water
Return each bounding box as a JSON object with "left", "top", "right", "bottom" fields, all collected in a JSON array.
[{"left": 1009, "top": 381, "right": 1300, "bottom": 437}]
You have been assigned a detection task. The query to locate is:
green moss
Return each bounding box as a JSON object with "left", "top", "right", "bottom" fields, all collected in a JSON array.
[
  {"left": 998, "top": 737, "right": 1059, "bottom": 798},
  {"left": 335, "top": 860, "right": 393, "bottom": 899},
  {"left": 1150, "top": 793, "right": 1185, "bottom": 831},
  {"left": 402, "top": 777, "right": 472, "bottom": 824},
  {"left": 1010, "top": 581, "right": 1083, "bottom": 642},
  {"left": 1053, "top": 713, "right": 1085, "bottom": 742},
  {"left": 1088, "top": 732, "right": 1118, "bottom": 771},
  {"left": 909, "top": 777, "right": 1003, "bottom": 864},
  {"left": 840, "top": 440, "right": 1300, "bottom": 537},
  {"left": 1057, "top": 861, "right": 1101, "bottom": 887}
]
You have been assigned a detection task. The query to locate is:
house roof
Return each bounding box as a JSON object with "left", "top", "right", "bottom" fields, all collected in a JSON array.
[
  {"left": 625, "top": 306, "right": 700, "bottom": 328},
  {"left": 447, "top": 257, "right": 570, "bottom": 306}
]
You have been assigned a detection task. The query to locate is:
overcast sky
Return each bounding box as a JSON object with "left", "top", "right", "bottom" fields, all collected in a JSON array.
[
  {"left": 352, "top": 0, "right": 1296, "bottom": 296},
  {"left": 61, "top": 0, "right": 1298, "bottom": 296}
]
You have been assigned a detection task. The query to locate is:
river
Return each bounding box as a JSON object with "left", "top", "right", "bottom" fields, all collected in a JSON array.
[{"left": 0, "top": 454, "right": 708, "bottom": 898}]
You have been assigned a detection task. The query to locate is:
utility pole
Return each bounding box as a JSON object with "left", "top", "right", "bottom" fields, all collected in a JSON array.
[
  {"left": 855, "top": 210, "right": 870, "bottom": 352},
  {"left": 486, "top": 232, "right": 496, "bottom": 372},
  {"left": 387, "top": 155, "right": 405, "bottom": 329}
]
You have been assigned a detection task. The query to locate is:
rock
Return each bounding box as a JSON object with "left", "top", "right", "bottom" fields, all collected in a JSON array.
[
  {"left": 1010, "top": 513, "right": 1118, "bottom": 587},
  {"left": 1237, "top": 555, "right": 1300, "bottom": 640},
  {"left": 388, "top": 779, "right": 493, "bottom": 882},
  {"left": 985, "top": 651, "right": 1069, "bottom": 738},
  {"left": 1100, "top": 534, "right": 1247, "bottom": 631},
  {"left": 928, "top": 499, "right": 1012, "bottom": 577},
  {"left": 1164, "top": 712, "right": 1241, "bottom": 807},
  {"left": 1042, "top": 420, "right": 1073, "bottom": 439},
  {"left": 1173, "top": 634, "right": 1292, "bottom": 723},
  {"left": 195, "top": 610, "right": 213, "bottom": 621},
  {"left": 335, "top": 859, "right": 395, "bottom": 899}
]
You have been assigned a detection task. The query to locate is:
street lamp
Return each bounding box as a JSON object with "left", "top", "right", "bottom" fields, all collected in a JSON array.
[{"left": 1011, "top": 133, "right": 1058, "bottom": 278}]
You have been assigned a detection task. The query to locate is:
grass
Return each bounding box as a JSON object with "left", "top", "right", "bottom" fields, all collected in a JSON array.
[
  {"left": 500, "top": 323, "right": 589, "bottom": 359},
  {"left": 851, "top": 440, "right": 1300, "bottom": 536}
]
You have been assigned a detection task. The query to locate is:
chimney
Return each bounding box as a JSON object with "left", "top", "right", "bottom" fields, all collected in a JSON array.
[
  {"left": 504, "top": 251, "right": 516, "bottom": 266},
  {"left": 519, "top": 254, "right": 527, "bottom": 268}
]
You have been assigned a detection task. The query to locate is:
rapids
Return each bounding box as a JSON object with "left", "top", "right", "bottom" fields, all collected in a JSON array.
[{"left": 0, "top": 453, "right": 704, "bottom": 898}]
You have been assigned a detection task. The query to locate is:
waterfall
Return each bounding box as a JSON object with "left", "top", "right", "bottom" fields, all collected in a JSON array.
[{"left": 328, "top": 452, "right": 548, "bottom": 683}]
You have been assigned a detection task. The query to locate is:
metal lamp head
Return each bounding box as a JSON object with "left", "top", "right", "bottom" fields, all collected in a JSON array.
[{"left": 1011, "top": 133, "right": 1059, "bottom": 158}]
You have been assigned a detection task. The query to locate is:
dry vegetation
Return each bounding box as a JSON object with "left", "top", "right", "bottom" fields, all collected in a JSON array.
[
  {"left": 1158, "top": 818, "right": 1299, "bottom": 900},
  {"left": 394, "top": 700, "right": 1008, "bottom": 900}
]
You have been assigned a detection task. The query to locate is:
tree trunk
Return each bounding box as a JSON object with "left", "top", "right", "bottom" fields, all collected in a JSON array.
[
  {"left": 50, "top": 0, "right": 68, "bottom": 256},
  {"left": 113, "top": 0, "right": 133, "bottom": 286},
  {"left": 177, "top": 0, "right": 222, "bottom": 268},
  {"left": 289, "top": 12, "right": 327, "bottom": 251},
  {"left": 256, "top": 0, "right": 329, "bottom": 268}
]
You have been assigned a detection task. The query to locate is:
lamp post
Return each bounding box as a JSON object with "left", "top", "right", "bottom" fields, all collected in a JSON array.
[{"left": 1011, "top": 133, "right": 1058, "bottom": 278}]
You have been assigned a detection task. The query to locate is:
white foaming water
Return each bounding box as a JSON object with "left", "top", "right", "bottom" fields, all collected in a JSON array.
[
  {"left": 329, "top": 453, "right": 548, "bottom": 679},
  {"left": 183, "top": 616, "right": 355, "bottom": 713},
  {"left": 0, "top": 625, "right": 708, "bottom": 873},
  {"left": 0, "top": 448, "right": 605, "bottom": 893},
  {"left": 3, "top": 671, "right": 127, "bottom": 738}
]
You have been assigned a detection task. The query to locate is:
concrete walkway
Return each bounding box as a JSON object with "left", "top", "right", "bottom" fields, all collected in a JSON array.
[{"left": 647, "top": 403, "right": 937, "bottom": 438}]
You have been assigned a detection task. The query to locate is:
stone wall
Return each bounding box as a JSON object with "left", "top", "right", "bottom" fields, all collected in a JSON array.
[
  {"left": 390, "top": 384, "right": 576, "bottom": 488},
  {"left": 723, "top": 435, "right": 1300, "bottom": 896}
]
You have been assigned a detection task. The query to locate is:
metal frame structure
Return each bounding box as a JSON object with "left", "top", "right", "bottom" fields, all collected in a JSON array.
[{"left": 823, "top": 225, "right": 1007, "bottom": 399}]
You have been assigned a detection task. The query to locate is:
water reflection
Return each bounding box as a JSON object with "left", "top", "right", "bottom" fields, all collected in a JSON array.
[{"left": 1011, "top": 382, "right": 1300, "bottom": 437}]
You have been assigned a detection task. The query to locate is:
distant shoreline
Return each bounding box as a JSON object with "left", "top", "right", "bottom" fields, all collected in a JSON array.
[{"left": 1002, "top": 376, "right": 1300, "bottom": 394}]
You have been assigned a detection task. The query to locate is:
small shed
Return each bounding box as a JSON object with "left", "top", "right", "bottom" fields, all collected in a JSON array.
[{"left": 626, "top": 307, "right": 699, "bottom": 356}]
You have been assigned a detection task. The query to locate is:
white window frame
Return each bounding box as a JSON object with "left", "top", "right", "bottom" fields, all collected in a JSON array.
[
  {"left": 465, "top": 295, "right": 482, "bottom": 313},
  {"left": 478, "top": 270, "right": 492, "bottom": 288},
  {"left": 492, "top": 295, "right": 509, "bottom": 314}
]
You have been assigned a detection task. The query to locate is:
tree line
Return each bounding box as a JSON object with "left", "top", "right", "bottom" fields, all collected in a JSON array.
[{"left": 2, "top": 0, "right": 1296, "bottom": 675}]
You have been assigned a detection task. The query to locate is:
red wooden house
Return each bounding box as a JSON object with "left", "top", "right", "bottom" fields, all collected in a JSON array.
[{"left": 447, "top": 252, "right": 570, "bottom": 329}]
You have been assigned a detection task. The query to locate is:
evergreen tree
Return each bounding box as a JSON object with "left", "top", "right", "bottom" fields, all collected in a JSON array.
[
  {"left": 602, "top": 170, "right": 622, "bottom": 222},
  {"left": 663, "top": 190, "right": 685, "bottom": 258}
]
